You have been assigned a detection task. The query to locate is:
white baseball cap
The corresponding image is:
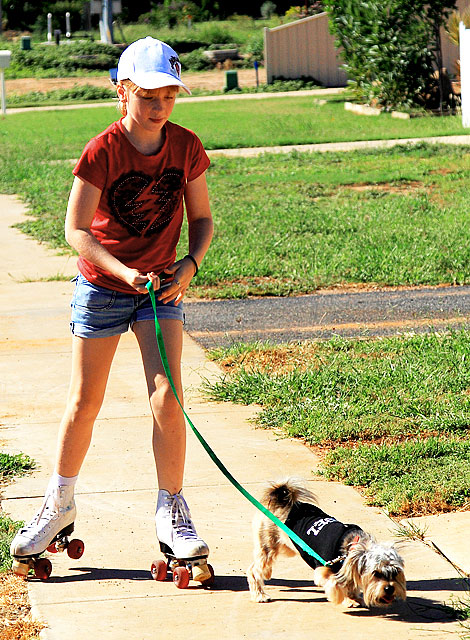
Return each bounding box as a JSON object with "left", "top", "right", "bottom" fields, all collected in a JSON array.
[{"left": 117, "top": 36, "right": 191, "bottom": 94}]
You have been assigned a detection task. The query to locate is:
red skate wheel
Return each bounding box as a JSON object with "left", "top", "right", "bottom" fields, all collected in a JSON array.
[
  {"left": 67, "top": 539, "right": 85, "bottom": 560},
  {"left": 47, "top": 543, "right": 58, "bottom": 553},
  {"left": 173, "top": 566, "right": 190, "bottom": 589},
  {"left": 34, "top": 558, "right": 52, "bottom": 581},
  {"left": 151, "top": 559, "right": 168, "bottom": 581}
]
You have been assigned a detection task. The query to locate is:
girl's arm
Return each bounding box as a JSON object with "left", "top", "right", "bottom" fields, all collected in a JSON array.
[
  {"left": 65, "top": 176, "right": 157, "bottom": 293},
  {"left": 159, "top": 171, "right": 214, "bottom": 304}
]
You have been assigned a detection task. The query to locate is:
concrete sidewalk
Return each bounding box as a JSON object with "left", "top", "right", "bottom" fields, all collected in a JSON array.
[{"left": 1, "top": 193, "right": 469, "bottom": 640}]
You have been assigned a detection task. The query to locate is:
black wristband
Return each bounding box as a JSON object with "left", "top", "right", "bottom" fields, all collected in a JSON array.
[{"left": 185, "top": 254, "right": 199, "bottom": 276}]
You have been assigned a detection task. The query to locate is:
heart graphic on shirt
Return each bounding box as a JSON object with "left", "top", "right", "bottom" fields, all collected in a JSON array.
[{"left": 108, "top": 169, "right": 185, "bottom": 237}]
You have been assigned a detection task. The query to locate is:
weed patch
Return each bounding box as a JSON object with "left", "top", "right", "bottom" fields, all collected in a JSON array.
[
  {"left": 321, "top": 437, "right": 470, "bottom": 516},
  {"left": 0, "top": 454, "right": 35, "bottom": 484},
  {"left": 0, "top": 453, "right": 39, "bottom": 636},
  {"left": 0, "top": 453, "right": 34, "bottom": 571}
]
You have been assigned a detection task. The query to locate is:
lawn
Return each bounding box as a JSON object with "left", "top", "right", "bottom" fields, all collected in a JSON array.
[
  {"left": 206, "top": 332, "right": 470, "bottom": 517},
  {"left": 174, "top": 96, "right": 469, "bottom": 148},
  {"left": 2, "top": 97, "right": 470, "bottom": 521},
  {"left": 1, "top": 102, "right": 470, "bottom": 295}
]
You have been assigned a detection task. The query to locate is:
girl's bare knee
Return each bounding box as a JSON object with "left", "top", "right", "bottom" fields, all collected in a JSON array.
[
  {"left": 66, "top": 389, "right": 103, "bottom": 424},
  {"left": 150, "top": 382, "right": 182, "bottom": 421}
]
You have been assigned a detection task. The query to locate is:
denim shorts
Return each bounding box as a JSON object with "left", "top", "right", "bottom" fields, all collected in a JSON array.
[{"left": 70, "top": 273, "right": 184, "bottom": 338}]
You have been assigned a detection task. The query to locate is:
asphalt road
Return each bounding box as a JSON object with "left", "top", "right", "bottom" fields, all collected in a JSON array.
[{"left": 184, "top": 285, "right": 470, "bottom": 350}]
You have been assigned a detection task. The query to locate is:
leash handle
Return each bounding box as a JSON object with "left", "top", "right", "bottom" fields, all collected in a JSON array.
[{"left": 146, "top": 281, "right": 327, "bottom": 566}]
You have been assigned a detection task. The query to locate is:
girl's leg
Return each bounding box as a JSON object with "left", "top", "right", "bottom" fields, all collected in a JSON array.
[
  {"left": 11, "top": 333, "right": 120, "bottom": 560},
  {"left": 55, "top": 334, "right": 121, "bottom": 476},
  {"left": 133, "top": 318, "right": 208, "bottom": 559},
  {"left": 132, "top": 318, "right": 185, "bottom": 493}
]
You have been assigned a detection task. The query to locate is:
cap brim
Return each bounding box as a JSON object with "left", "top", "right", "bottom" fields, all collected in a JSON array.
[{"left": 117, "top": 71, "right": 191, "bottom": 95}]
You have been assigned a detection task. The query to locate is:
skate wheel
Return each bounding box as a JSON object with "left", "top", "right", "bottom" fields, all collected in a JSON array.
[
  {"left": 173, "top": 566, "right": 190, "bottom": 589},
  {"left": 67, "top": 539, "right": 85, "bottom": 560},
  {"left": 11, "top": 559, "right": 30, "bottom": 577},
  {"left": 151, "top": 559, "right": 168, "bottom": 581},
  {"left": 192, "top": 562, "right": 214, "bottom": 585},
  {"left": 34, "top": 558, "right": 52, "bottom": 581},
  {"left": 47, "top": 543, "right": 58, "bottom": 553},
  {"left": 202, "top": 564, "right": 215, "bottom": 587}
]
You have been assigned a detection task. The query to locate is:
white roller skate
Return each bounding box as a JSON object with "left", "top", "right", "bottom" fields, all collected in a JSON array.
[
  {"left": 10, "top": 484, "right": 84, "bottom": 580},
  {"left": 151, "top": 490, "right": 214, "bottom": 589}
]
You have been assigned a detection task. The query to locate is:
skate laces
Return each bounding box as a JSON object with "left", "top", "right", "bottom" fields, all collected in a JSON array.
[
  {"left": 26, "top": 486, "right": 68, "bottom": 531},
  {"left": 169, "top": 494, "right": 199, "bottom": 540}
]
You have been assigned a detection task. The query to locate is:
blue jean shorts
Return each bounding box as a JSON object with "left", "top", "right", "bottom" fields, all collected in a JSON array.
[{"left": 70, "top": 273, "right": 184, "bottom": 338}]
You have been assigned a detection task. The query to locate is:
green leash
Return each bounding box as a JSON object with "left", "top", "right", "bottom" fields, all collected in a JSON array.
[{"left": 146, "top": 281, "right": 327, "bottom": 566}]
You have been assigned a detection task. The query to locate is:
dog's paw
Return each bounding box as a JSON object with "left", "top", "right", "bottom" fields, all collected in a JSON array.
[
  {"left": 342, "top": 597, "right": 362, "bottom": 609},
  {"left": 251, "top": 592, "right": 272, "bottom": 603}
]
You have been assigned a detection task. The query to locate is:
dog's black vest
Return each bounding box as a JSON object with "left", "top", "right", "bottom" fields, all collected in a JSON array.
[{"left": 284, "top": 502, "right": 361, "bottom": 571}]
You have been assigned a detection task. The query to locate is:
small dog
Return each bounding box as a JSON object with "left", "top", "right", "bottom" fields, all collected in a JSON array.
[{"left": 247, "top": 478, "right": 406, "bottom": 608}]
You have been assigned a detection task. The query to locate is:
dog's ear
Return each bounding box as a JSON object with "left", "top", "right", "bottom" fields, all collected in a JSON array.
[{"left": 268, "top": 484, "right": 294, "bottom": 509}]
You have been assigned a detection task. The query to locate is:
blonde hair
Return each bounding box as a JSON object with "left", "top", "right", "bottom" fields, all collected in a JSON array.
[{"left": 117, "top": 80, "right": 180, "bottom": 116}]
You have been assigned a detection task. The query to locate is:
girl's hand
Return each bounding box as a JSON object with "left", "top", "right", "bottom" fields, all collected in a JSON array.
[
  {"left": 123, "top": 267, "right": 157, "bottom": 294},
  {"left": 155, "top": 257, "right": 197, "bottom": 304}
]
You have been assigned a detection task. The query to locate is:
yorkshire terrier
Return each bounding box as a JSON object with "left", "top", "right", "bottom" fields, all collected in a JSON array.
[{"left": 247, "top": 478, "right": 406, "bottom": 608}]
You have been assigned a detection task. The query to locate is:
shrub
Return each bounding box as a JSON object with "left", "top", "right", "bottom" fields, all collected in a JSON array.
[
  {"left": 7, "top": 84, "right": 116, "bottom": 107},
  {"left": 324, "top": 0, "right": 457, "bottom": 111},
  {"left": 244, "top": 33, "right": 265, "bottom": 60},
  {"left": 261, "top": 1, "right": 277, "bottom": 19},
  {"left": 6, "top": 41, "right": 120, "bottom": 78},
  {"left": 180, "top": 47, "right": 213, "bottom": 71},
  {"left": 141, "top": 1, "right": 201, "bottom": 29},
  {"left": 197, "top": 23, "right": 237, "bottom": 45}
]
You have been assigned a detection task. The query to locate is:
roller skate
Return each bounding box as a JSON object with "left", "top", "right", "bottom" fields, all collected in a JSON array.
[
  {"left": 151, "top": 490, "right": 214, "bottom": 589},
  {"left": 10, "top": 484, "right": 84, "bottom": 580}
]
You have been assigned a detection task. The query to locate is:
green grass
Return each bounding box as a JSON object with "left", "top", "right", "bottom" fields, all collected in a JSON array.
[
  {"left": 2, "top": 101, "right": 470, "bottom": 295},
  {"left": 0, "top": 453, "right": 34, "bottom": 482},
  {"left": 205, "top": 332, "right": 470, "bottom": 516},
  {"left": 5, "top": 79, "right": 320, "bottom": 109},
  {"left": 0, "top": 453, "right": 34, "bottom": 571},
  {"left": 0, "top": 513, "right": 23, "bottom": 572},
  {"left": 6, "top": 84, "right": 117, "bottom": 108},
  {"left": 116, "top": 16, "right": 280, "bottom": 50},
  {"left": 198, "top": 144, "right": 470, "bottom": 296},
  {"left": 173, "top": 96, "right": 469, "bottom": 149},
  {"left": 321, "top": 438, "right": 470, "bottom": 516}
]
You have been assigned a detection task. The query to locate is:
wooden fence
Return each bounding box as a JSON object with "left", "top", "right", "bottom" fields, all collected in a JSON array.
[
  {"left": 264, "top": 13, "right": 347, "bottom": 87},
  {"left": 264, "top": 6, "right": 466, "bottom": 87}
]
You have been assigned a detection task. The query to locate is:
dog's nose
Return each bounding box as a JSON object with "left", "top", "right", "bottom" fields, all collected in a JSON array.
[{"left": 384, "top": 585, "right": 395, "bottom": 595}]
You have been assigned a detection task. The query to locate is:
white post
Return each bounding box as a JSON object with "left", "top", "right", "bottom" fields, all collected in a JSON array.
[
  {"left": 264, "top": 27, "right": 272, "bottom": 84},
  {"left": 101, "top": 0, "right": 113, "bottom": 44},
  {"left": 0, "top": 50, "right": 11, "bottom": 115},
  {"left": 460, "top": 21, "right": 470, "bottom": 128},
  {"left": 47, "top": 13, "right": 52, "bottom": 42},
  {"left": 1, "top": 69, "right": 6, "bottom": 115},
  {"left": 65, "top": 12, "right": 71, "bottom": 38}
]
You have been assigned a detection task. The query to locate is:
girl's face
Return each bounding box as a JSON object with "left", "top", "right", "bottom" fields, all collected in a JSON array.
[{"left": 119, "top": 84, "right": 178, "bottom": 135}]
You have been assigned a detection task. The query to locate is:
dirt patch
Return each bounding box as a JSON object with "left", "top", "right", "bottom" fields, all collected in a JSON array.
[
  {"left": 0, "top": 573, "right": 44, "bottom": 639},
  {"left": 345, "top": 180, "right": 424, "bottom": 194},
  {"left": 217, "top": 343, "right": 322, "bottom": 374},
  {"left": 6, "top": 68, "right": 267, "bottom": 95}
]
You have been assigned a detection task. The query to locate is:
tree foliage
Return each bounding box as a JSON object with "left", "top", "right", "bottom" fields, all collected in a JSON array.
[
  {"left": 1, "top": 0, "right": 301, "bottom": 31},
  {"left": 323, "top": 0, "right": 457, "bottom": 110}
]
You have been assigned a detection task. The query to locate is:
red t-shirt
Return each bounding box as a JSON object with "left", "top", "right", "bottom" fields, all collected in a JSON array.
[{"left": 72, "top": 119, "right": 210, "bottom": 293}]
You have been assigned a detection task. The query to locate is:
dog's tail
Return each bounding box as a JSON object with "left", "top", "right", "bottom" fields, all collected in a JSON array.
[{"left": 261, "top": 477, "right": 317, "bottom": 510}]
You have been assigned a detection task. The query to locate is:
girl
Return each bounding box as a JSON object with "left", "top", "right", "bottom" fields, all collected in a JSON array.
[{"left": 11, "top": 37, "right": 214, "bottom": 572}]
